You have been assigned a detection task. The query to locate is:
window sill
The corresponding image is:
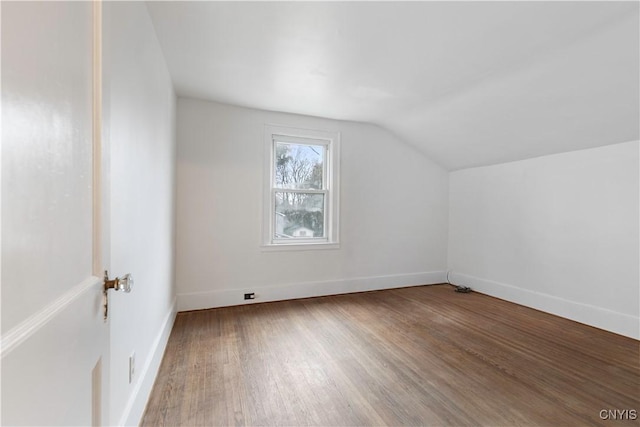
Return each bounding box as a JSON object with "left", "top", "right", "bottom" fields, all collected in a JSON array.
[{"left": 260, "top": 242, "right": 340, "bottom": 252}]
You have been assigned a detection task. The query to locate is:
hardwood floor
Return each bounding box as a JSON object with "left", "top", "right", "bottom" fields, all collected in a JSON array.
[{"left": 141, "top": 285, "right": 639, "bottom": 426}]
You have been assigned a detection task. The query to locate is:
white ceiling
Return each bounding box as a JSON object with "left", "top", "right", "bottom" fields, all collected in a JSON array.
[{"left": 146, "top": 1, "right": 639, "bottom": 170}]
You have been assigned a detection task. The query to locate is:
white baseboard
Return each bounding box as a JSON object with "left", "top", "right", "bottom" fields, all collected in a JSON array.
[
  {"left": 119, "top": 298, "right": 177, "bottom": 427},
  {"left": 449, "top": 272, "right": 639, "bottom": 340},
  {"left": 177, "top": 271, "right": 446, "bottom": 312}
]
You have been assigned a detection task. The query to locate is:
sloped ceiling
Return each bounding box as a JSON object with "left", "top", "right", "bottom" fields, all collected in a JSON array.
[{"left": 146, "top": 1, "right": 639, "bottom": 170}]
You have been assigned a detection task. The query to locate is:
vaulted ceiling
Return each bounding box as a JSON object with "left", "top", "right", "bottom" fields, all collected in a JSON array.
[{"left": 146, "top": 1, "right": 639, "bottom": 170}]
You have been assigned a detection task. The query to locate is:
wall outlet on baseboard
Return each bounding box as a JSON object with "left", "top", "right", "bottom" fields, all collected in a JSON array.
[
  {"left": 129, "top": 352, "right": 135, "bottom": 384},
  {"left": 244, "top": 292, "right": 256, "bottom": 300}
]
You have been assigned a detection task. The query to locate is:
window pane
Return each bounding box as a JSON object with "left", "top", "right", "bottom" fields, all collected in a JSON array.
[
  {"left": 275, "top": 192, "right": 325, "bottom": 239},
  {"left": 274, "top": 142, "right": 324, "bottom": 190}
]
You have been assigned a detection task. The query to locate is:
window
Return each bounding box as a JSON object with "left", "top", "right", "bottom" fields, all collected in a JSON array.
[{"left": 263, "top": 125, "right": 340, "bottom": 249}]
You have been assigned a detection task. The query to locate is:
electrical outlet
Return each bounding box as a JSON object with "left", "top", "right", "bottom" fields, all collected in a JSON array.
[
  {"left": 244, "top": 292, "right": 255, "bottom": 300},
  {"left": 129, "top": 352, "right": 135, "bottom": 384}
]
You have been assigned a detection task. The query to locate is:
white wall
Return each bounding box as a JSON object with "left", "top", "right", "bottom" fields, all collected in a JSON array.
[
  {"left": 103, "top": 2, "right": 176, "bottom": 425},
  {"left": 176, "top": 98, "right": 449, "bottom": 310},
  {"left": 448, "top": 141, "right": 639, "bottom": 339}
]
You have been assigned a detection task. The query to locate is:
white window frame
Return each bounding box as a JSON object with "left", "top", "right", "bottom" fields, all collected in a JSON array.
[{"left": 262, "top": 124, "right": 340, "bottom": 251}]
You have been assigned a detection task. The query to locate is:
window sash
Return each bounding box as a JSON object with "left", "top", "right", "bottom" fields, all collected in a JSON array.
[
  {"left": 272, "top": 189, "right": 329, "bottom": 241},
  {"left": 270, "top": 138, "right": 330, "bottom": 243},
  {"left": 273, "top": 140, "right": 329, "bottom": 191}
]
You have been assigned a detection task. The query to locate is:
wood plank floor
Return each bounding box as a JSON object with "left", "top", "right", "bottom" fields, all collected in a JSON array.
[{"left": 141, "top": 285, "right": 639, "bottom": 426}]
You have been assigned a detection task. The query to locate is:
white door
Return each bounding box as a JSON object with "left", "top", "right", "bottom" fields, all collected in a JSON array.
[{"left": 2, "top": 1, "right": 114, "bottom": 425}]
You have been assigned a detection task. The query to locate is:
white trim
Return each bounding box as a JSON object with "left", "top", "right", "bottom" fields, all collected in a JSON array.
[
  {"left": 260, "top": 242, "right": 340, "bottom": 252},
  {"left": 0, "top": 2, "right": 4, "bottom": 421},
  {"left": 272, "top": 134, "right": 331, "bottom": 146},
  {"left": 118, "top": 298, "right": 177, "bottom": 427},
  {"left": 263, "top": 124, "right": 340, "bottom": 248},
  {"left": 273, "top": 189, "right": 327, "bottom": 195},
  {"left": 449, "top": 272, "right": 640, "bottom": 340},
  {"left": 177, "top": 271, "right": 446, "bottom": 312},
  {"left": 92, "top": 0, "right": 103, "bottom": 277},
  {"left": 0, "top": 276, "right": 101, "bottom": 359},
  {"left": 266, "top": 124, "right": 340, "bottom": 142}
]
